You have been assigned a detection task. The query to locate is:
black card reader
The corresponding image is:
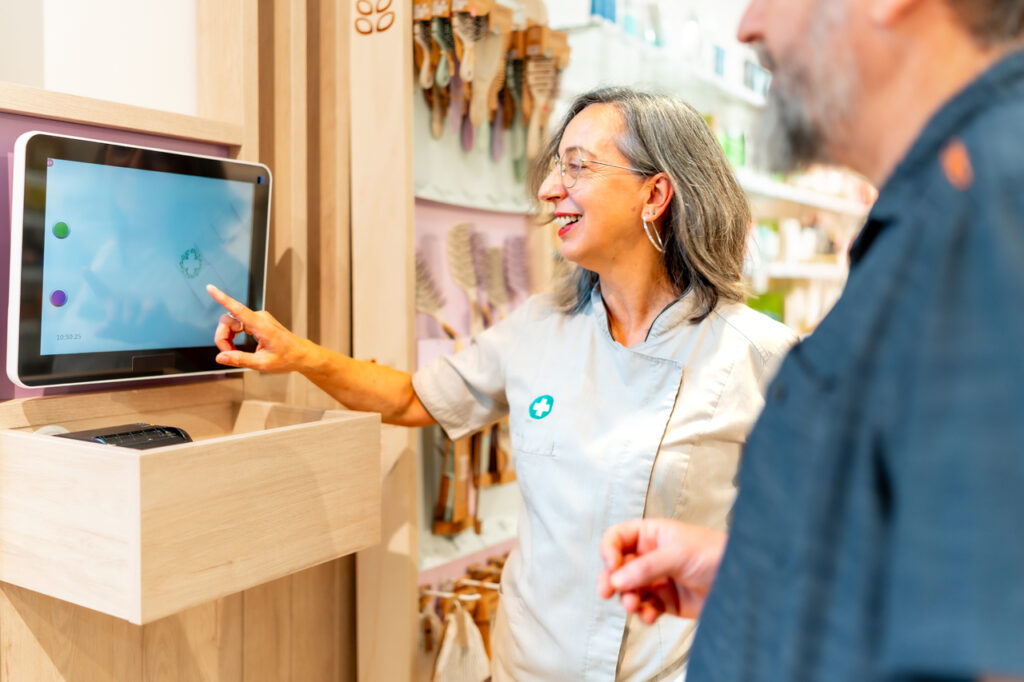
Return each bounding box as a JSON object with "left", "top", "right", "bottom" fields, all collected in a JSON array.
[{"left": 56, "top": 423, "right": 193, "bottom": 449}]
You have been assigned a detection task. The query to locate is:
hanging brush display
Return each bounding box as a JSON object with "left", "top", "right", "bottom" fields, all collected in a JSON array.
[
  {"left": 415, "top": 253, "right": 458, "bottom": 339},
  {"left": 414, "top": 19, "right": 436, "bottom": 90},
  {"left": 523, "top": 26, "right": 570, "bottom": 159},
  {"left": 451, "top": 11, "right": 489, "bottom": 84},
  {"left": 485, "top": 246, "right": 510, "bottom": 319},
  {"left": 446, "top": 222, "right": 484, "bottom": 335},
  {"left": 431, "top": 15, "right": 456, "bottom": 88},
  {"left": 503, "top": 235, "right": 529, "bottom": 301},
  {"left": 524, "top": 55, "right": 558, "bottom": 160},
  {"left": 467, "top": 30, "right": 509, "bottom": 128}
]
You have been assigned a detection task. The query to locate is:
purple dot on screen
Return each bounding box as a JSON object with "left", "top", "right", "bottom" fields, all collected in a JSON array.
[{"left": 50, "top": 290, "right": 68, "bottom": 307}]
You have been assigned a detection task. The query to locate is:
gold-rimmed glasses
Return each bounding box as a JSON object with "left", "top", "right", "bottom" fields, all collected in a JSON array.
[{"left": 551, "top": 148, "right": 646, "bottom": 188}]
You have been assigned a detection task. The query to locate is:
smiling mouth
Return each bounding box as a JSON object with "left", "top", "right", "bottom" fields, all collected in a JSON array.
[{"left": 555, "top": 215, "right": 580, "bottom": 236}]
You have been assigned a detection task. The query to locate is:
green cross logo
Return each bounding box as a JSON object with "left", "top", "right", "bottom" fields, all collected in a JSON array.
[
  {"left": 179, "top": 247, "right": 203, "bottom": 279},
  {"left": 529, "top": 395, "right": 554, "bottom": 420}
]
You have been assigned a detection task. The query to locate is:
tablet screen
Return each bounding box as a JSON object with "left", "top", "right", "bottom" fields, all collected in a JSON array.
[
  {"left": 40, "top": 159, "right": 255, "bottom": 355},
  {"left": 8, "top": 132, "right": 271, "bottom": 387}
]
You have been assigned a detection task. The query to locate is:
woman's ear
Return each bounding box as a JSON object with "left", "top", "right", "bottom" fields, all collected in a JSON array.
[{"left": 642, "top": 173, "right": 674, "bottom": 222}]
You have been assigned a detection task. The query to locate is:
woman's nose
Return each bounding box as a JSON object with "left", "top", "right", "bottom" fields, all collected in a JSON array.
[{"left": 538, "top": 165, "right": 567, "bottom": 202}]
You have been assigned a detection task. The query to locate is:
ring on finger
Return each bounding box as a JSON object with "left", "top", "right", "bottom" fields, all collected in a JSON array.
[{"left": 227, "top": 312, "right": 248, "bottom": 335}]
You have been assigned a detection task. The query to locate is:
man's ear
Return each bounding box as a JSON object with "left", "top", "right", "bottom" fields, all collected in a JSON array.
[
  {"left": 870, "top": 0, "right": 923, "bottom": 25},
  {"left": 642, "top": 173, "right": 674, "bottom": 221}
]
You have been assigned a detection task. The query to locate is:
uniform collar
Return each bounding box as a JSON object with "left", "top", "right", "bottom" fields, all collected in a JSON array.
[
  {"left": 590, "top": 284, "right": 697, "bottom": 346},
  {"left": 850, "top": 47, "right": 1024, "bottom": 264}
]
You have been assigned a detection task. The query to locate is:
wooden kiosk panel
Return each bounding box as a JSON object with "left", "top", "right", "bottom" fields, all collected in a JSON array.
[{"left": 0, "top": 379, "right": 381, "bottom": 625}]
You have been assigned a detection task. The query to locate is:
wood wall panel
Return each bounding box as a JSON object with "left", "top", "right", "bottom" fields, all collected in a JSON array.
[
  {"left": 0, "top": 585, "right": 142, "bottom": 682},
  {"left": 141, "top": 595, "right": 243, "bottom": 682},
  {"left": 242, "top": 578, "right": 292, "bottom": 682},
  {"left": 349, "top": 0, "right": 418, "bottom": 677},
  {"left": 197, "top": 0, "right": 260, "bottom": 158},
  {"left": 290, "top": 560, "right": 342, "bottom": 681},
  {"left": 0, "top": 0, "right": 371, "bottom": 678}
]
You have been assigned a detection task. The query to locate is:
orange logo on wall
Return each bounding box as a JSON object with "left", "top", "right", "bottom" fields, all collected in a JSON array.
[{"left": 355, "top": 0, "right": 395, "bottom": 35}]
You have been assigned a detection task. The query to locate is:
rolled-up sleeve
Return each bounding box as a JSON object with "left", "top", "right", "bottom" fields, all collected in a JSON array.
[{"left": 412, "top": 303, "right": 531, "bottom": 441}]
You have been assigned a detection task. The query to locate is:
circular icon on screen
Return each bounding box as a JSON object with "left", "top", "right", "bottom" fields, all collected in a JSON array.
[
  {"left": 50, "top": 290, "right": 68, "bottom": 307},
  {"left": 53, "top": 221, "right": 70, "bottom": 239}
]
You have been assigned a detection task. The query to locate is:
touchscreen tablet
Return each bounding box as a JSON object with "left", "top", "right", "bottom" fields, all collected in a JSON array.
[{"left": 7, "top": 131, "right": 271, "bottom": 388}]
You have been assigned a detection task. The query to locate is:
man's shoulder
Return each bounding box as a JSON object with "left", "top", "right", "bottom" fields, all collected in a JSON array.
[{"left": 953, "top": 90, "right": 1024, "bottom": 189}]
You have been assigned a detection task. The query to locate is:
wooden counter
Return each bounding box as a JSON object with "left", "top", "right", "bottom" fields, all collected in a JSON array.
[{"left": 0, "top": 378, "right": 381, "bottom": 680}]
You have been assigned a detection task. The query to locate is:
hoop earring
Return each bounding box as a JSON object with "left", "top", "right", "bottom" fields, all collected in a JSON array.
[{"left": 643, "top": 220, "right": 665, "bottom": 253}]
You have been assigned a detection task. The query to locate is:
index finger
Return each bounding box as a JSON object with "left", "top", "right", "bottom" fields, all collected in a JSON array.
[
  {"left": 600, "top": 520, "right": 644, "bottom": 571},
  {"left": 206, "top": 284, "right": 255, "bottom": 323}
]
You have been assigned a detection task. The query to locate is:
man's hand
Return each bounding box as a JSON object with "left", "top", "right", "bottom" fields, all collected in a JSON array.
[{"left": 598, "top": 519, "right": 727, "bottom": 624}]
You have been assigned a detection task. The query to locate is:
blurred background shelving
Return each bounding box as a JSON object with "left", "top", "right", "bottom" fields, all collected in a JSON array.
[{"left": 412, "top": 0, "right": 877, "bottom": 579}]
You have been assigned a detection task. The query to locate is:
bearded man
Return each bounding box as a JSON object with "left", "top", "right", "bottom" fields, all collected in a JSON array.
[{"left": 599, "top": 1, "right": 1024, "bottom": 680}]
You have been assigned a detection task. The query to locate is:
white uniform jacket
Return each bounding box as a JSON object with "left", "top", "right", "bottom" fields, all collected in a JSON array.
[{"left": 412, "top": 287, "right": 796, "bottom": 681}]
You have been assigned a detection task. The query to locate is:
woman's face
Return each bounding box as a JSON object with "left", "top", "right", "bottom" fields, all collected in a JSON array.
[{"left": 538, "top": 104, "right": 651, "bottom": 273}]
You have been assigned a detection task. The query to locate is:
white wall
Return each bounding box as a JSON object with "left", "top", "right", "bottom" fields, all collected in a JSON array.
[
  {"left": 0, "top": 0, "right": 197, "bottom": 116},
  {"left": 0, "top": 3, "right": 45, "bottom": 87}
]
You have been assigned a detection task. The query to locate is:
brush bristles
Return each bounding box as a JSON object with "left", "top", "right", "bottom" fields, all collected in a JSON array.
[
  {"left": 509, "top": 59, "right": 524, "bottom": 103},
  {"left": 526, "top": 56, "right": 557, "bottom": 96},
  {"left": 485, "top": 247, "right": 509, "bottom": 306},
  {"left": 415, "top": 253, "right": 446, "bottom": 315},
  {"left": 469, "top": 230, "right": 488, "bottom": 292},
  {"left": 504, "top": 236, "right": 528, "bottom": 296},
  {"left": 431, "top": 16, "right": 455, "bottom": 51},
  {"left": 452, "top": 12, "right": 488, "bottom": 44},
  {"left": 446, "top": 222, "right": 478, "bottom": 292}
]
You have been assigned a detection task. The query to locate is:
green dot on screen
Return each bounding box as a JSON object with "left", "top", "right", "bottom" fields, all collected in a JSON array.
[{"left": 53, "top": 222, "right": 69, "bottom": 239}]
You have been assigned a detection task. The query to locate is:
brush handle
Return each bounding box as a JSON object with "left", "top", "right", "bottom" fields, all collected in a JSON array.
[
  {"left": 431, "top": 312, "right": 458, "bottom": 340},
  {"left": 414, "top": 23, "right": 434, "bottom": 90},
  {"left": 526, "top": 98, "right": 548, "bottom": 160},
  {"left": 431, "top": 85, "right": 446, "bottom": 139},
  {"left": 468, "top": 300, "right": 484, "bottom": 336},
  {"left": 460, "top": 44, "right": 476, "bottom": 82}
]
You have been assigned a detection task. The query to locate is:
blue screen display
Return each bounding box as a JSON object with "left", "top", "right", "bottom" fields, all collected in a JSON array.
[{"left": 39, "top": 159, "right": 254, "bottom": 355}]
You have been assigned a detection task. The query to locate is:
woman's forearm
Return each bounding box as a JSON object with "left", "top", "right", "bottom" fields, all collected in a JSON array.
[{"left": 297, "top": 341, "right": 436, "bottom": 427}]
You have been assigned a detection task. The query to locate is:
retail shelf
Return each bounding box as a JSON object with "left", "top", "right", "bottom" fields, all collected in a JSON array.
[
  {"left": 737, "top": 167, "right": 871, "bottom": 218},
  {"left": 689, "top": 69, "right": 766, "bottom": 109},
  {"left": 418, "top": 515, "right": 519, "bottom": 574},
  {"left": 764, "top": 261, "right": 848, "bottom": 281},
  {"left": 559, "top": 20, "right": 767, "bottom": 111}
]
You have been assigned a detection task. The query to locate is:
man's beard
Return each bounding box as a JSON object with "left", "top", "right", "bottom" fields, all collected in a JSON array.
[
  {"left": 757, "top": 57, "right": 833, "bottom": 173},
  {"left": 753, "top": 5, "right": 854, "bottom": 173}
]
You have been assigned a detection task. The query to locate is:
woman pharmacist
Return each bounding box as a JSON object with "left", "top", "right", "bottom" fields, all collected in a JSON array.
[{"left": 207, "top": 87, "right": 796, "bottom": 681}]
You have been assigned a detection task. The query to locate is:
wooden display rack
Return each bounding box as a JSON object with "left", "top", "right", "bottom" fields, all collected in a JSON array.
[
  {"left": 0, "top": 378, "right": 381, "bottom": 627},
  {"left": 0, "top": 0, "right": 419, "bottom": 678}
]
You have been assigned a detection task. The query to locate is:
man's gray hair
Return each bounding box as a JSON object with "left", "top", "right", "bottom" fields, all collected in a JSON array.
[
  {"left": 528, "top": 87, "right": 750, "bottom": 323},
  {"left": 946, "top": 0, "right": 1024, "bottom": 44}
]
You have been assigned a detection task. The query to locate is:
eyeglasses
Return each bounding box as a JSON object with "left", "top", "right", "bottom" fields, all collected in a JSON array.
[{"left": 550, "top": 148, "right": 646, "bottom": 189}]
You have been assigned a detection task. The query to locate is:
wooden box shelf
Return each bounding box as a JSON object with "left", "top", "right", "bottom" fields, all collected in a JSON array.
[{"left": 0, "top": 378, "right": 381, "bottom": 625}]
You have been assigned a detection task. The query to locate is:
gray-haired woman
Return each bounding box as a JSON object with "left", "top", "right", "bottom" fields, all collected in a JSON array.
[{"left": 207, "top": 87, "right": 796, "bottom": 680}]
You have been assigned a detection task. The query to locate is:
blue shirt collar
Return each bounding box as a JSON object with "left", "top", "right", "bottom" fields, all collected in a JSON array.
[{"left": 850, "top": 47, "right": 1024, "bottom": 263}]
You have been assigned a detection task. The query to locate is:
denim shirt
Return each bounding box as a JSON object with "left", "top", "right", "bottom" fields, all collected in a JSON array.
[{"left": 689, "top": 48, "right": 1024, "bottom": 682}]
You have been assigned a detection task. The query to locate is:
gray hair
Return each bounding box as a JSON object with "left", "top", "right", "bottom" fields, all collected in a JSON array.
[
  {"left": 945, "top": 0, "right": 1024, "bottom": 44},
  {"left": 529, "top": 87, "right": 750, "bottom": 323}
]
